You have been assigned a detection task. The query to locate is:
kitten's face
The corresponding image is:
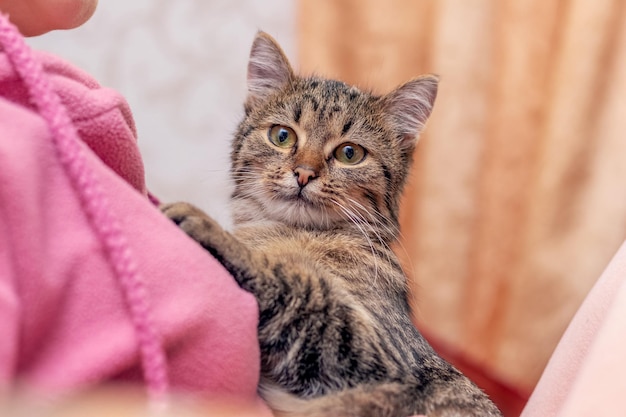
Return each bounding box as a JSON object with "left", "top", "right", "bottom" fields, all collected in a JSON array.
[
  {"left": 230, "top": 33, "right": 438, "bottom": 234},
  {"left": 233, "top": 79, "right": 406, "bottom": 230}
]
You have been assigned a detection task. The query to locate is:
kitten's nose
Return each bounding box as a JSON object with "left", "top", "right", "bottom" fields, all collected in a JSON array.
[{"left": 294, "top": 166, "right": 317, "bottom": 187}]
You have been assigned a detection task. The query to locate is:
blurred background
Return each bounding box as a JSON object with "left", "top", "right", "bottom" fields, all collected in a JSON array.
[{"left": 29, "top": 0, "right": 626, "bottom": 415}]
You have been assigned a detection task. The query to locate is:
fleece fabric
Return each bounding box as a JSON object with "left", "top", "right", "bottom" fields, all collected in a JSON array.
[
  {"left": 0, "top": 12, "right": 269, "bottom": 414},
  {"left": 521, "top": 239, "right": 626, "bottom": 417}
]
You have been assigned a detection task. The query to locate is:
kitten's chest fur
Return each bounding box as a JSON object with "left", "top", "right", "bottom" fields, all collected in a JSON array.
[{"left": 235, "top": 224, "right": 407, "bottom": 306}]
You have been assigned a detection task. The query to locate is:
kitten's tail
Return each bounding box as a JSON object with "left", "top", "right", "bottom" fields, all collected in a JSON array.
[{"left": 260, "top": 380, "right": 502, "bottom": 417}]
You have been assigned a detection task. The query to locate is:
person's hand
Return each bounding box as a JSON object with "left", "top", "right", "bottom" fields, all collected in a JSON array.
[{"left": 0, "top": 0, "right": 97, "bottom": 36}]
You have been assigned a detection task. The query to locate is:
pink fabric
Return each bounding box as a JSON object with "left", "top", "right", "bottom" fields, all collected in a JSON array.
[
  {"left": 0, "top": 13, "right": 270, "bottom": 414},
  {"left": 522, "top": 240, "right": 626, "bottom": 417}
]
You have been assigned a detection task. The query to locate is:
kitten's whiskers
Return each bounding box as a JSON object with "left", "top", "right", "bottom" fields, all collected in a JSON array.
[
  {"left": 346, "top": 198, "right": 417, "bottom": 297},
  {"left": 345, "top": 198, "right": 397, "bottom": 284},
  {"left": 330, "top": 198, "right": 380, "bottom": 285}
]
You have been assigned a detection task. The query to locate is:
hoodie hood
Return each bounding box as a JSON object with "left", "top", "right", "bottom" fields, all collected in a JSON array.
[{"left": 0, "top": 12, "right": 168, "bottom": 402}]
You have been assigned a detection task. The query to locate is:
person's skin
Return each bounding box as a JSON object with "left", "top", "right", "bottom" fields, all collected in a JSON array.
[{"left": 0, "top": 0, "right": 97, "bottom": 36}]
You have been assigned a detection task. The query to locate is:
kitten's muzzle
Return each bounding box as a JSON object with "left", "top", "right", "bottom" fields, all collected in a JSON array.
[{"left": 294, "top": 166, "right": 317, "bottom": 187}]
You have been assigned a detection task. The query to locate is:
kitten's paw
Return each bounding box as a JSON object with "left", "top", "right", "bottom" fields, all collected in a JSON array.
[
  {"left": 160, "top": 202, "right": 217, "bottom": 243},
  {"left": 160, "top": 201, "right": 207, "bottom": 225}
]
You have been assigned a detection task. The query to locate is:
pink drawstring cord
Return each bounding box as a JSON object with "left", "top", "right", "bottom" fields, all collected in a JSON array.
[{"left": 0, "top": 13, "right": 169, "bottom": 404}]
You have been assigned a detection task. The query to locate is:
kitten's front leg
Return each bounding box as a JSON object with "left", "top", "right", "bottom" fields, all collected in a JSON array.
[{"left": 161, "top": 202, "right": 259, "bottom": 289}]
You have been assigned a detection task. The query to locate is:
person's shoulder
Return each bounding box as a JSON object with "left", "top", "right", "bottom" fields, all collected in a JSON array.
[
  {"left": 0, "top": 44, "right": 144, "bottom": 193},
  {"left": 35, "top": 50, "right": 102, "bottom": 89}
]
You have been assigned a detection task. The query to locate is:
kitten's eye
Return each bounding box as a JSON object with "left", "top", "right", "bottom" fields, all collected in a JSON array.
[
  {"left": 268, "top": 125, "right": 297, "bottom": 148},
  {"left": 333, "top": 142, "right": 366, "bottom": 165}
]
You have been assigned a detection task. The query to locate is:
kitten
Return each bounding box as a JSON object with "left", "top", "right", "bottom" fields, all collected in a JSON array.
[{"left": 162, "top": 32, "right": 502, "bottom": 417}]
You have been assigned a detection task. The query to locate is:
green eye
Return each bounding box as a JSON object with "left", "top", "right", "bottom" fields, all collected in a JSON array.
[
  {"left": 333, "top": 142, "right": 366, "bottom": 165},
  {"left": 268, "top": 125, "right": 297, "bottom": 148}
]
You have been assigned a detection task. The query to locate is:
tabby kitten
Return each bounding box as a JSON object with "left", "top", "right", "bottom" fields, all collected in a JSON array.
[{"left": 162, "top": 32, "right": 502, "bottom": 417}]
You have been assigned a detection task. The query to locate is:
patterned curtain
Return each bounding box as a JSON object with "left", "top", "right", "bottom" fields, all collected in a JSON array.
[{"left": 298, "top": 0, "right": 626, "bottom": 412}]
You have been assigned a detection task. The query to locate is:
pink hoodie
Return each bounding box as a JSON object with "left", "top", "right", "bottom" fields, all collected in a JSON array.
[{"left": 0, "top": 13, "right": 269, "bottom": 413}]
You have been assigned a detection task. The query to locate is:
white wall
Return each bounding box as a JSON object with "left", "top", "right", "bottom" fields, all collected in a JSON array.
[{"left": 28, "top": 0, "right": 296, "bottom": 227}]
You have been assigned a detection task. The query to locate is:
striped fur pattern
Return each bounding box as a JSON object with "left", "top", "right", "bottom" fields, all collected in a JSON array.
[{"left": 162, "top": 32, "right": 501, "bottom": 417}]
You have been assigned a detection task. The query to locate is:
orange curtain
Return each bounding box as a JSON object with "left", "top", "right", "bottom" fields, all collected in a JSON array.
[{"left": 298, "top": 0, "right": 626, "bottom": 397}]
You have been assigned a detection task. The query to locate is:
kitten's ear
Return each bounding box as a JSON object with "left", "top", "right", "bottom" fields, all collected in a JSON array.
[
  {"left": 383, "top": 75, "right": 439, "bottom": 151},
  {"left": 247, "top": 31, "right": 294, "bottom": 104}
]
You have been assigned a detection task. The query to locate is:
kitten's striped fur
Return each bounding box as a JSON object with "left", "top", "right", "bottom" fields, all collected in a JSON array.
[{"left": 163, "top": 32, "right": 501, "bottom": 417}]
